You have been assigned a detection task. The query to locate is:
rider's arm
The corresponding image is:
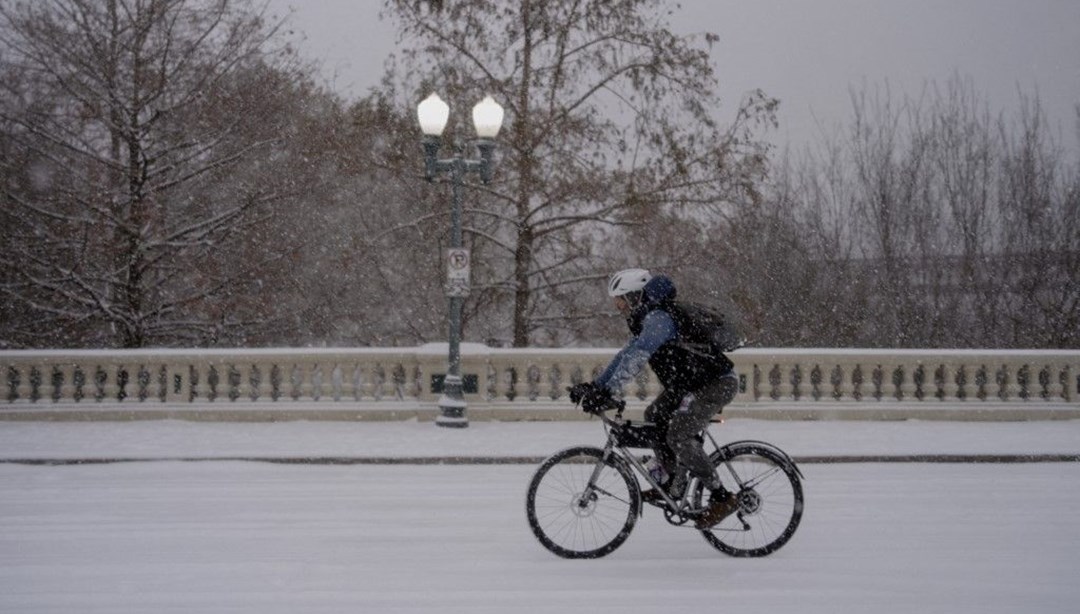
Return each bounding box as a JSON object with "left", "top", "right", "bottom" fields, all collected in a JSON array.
[{"left": 594, "top": 310, "right": 676, "bottom": 394}]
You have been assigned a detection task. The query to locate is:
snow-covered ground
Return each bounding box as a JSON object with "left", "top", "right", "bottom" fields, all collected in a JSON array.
[{"left": 2, "top": 419, "right": 1079, "bottom": 613}]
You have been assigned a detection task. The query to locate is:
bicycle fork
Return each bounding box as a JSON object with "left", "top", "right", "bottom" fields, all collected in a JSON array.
[{"left": 575, "top": 442, "right": 626, "bottom": 510}]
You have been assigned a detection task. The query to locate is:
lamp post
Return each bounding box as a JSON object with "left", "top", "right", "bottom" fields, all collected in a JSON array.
[{"left": 417, "top": 93, "right": 504, "bottom": 428}]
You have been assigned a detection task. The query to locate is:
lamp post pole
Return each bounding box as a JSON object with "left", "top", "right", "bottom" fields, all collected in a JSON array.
[
  {"left": 442, "top": 146, "right": 467, "bottom": 427},
  {"left": 418, "top": 94, "right": 503, "bottom": 428}
]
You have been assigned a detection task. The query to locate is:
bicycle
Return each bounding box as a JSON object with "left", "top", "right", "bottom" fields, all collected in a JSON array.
[{"left": 525, "top": 396, "right": 804, "bottom": 559}]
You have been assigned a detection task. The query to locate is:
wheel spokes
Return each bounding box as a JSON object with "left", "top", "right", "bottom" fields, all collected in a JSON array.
[{"left": 527, "top": 450, "right": 638, "bottom": 558}]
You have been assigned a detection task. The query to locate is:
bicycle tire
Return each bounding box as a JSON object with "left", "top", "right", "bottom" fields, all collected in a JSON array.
[
  {"left": 525, "top": 446, "right": 640, "bottom": 559},
  {"left": 696, "top": 442, "right": 804, "bottom": 557}
]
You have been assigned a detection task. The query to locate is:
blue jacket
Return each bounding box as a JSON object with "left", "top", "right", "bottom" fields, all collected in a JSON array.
[{"left": 595, "top": 275, "right": 732, "bottom": 394}]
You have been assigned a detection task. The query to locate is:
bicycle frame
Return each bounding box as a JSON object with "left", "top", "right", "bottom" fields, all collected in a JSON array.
[{"left": 589, "top": 408, "right": 715, "bottom": 516}]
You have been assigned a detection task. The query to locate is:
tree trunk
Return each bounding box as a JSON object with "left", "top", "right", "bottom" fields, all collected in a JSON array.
[{"left": 511, "top": 0, "right": 534, "bottom": 347}]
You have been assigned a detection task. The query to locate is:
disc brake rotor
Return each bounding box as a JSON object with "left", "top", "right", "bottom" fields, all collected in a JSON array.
[{"left": 571, "top": 491, "right": 598, "bottom": 517}]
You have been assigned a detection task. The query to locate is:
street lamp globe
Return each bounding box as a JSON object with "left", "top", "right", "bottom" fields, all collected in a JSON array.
[
  {"left": 417, "top": 93, "right": 450, "bottom": 136},
  {"left": 472, "top": 95, "right": 504, "bottom": 138}
]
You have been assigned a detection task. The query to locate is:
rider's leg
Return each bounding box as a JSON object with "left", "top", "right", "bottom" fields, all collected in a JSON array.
[
  {"left": 640, "top": 389, "right": 682, "bottom": 505},
  {"left": 666, "top": 375, "right": 739, "bottom": 492},
  {"left": 643, "top": 389, "right": 681, "bottom": 480}
]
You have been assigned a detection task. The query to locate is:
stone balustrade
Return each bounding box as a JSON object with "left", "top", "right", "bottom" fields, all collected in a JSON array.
[{"left": 2, "top": 345, "right": 1078, "bottom": 420}]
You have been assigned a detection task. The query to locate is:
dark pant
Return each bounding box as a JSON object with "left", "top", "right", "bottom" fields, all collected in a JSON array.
[{"left": 644, "top": 373, "right": 739, "bottom": 489}]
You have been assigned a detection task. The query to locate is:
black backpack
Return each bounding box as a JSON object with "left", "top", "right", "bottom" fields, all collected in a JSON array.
[{"left": 666, "top": 301, "right": 745, "bottom": 356}]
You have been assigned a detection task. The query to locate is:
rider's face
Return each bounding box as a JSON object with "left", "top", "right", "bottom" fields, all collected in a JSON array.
[{"left": 613, "top": 295, "right": 631, "bottom": 317}]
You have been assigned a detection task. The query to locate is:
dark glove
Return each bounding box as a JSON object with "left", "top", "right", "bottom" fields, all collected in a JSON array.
[
  {"left": 567, "top": 382, "right": 597, "bottom": 404},
  {"left": 581, "top": 386, "right": 614, "bottom": 415}
]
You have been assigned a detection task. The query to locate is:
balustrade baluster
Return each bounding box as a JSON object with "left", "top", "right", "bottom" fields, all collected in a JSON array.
[
  {"left": 311, "top": 362, "right": 326, "bottom": 399},
  {"left": 849, "top": 364, "right": 861, "bottom": 400},
  {"left": 325, "top": 363, "right": 339, "bottom": 400},
  {"left": 134, "top": 365, "right": 149, "bottom": 401},
  {"left": 505, "top": 362, "right": 521, "bottom": 401},
  {"left": 356, "top": 366, "right": 371, "bottom": 401},
  {"left": 405, "top": 363, "right": 421, "bottom": 399},
  {"left": 287, "top": 363, "right": 301, "bottom": 400},
  {"left": 990, "top": 364, "right": 1005, "bottom": 401},
  {"left": 808, "top": 365, "right": 822, "bottom": 401},
  {"left": 524, "top": 364, "right": 540, "bottom": 401},
  {"left": 189, "top": 363, "right": 207, "bottom": 402},
  {"left": 354, "top": 362, "right": 367, "bottom": 399},
  {"left": 25, "top": 367, "right": 40, "bottom": 402},
  {"left": 256, "top": 363, "right": 274, "bottom": 401},
  {"left": 11, "top": 365, "right": 31, "bottom": 402},
  {"left": 326, "top": 364, "right": 340, "bottom": 401},
  {"left": 376, "top": 364, "right": 390, "bottom": 400},
  {"left": 1044, "top": 364, "right": 1061, "bottom": 401},
  {"left": 878, "top": 364, "right": 893, "bottom": 400},
  {"left": 389, "top": 364, "right": 404, "bottom": 400},
  {"left": 851, "top": 364, "right": 868, "bottom": 401},
  {"left": 941, "top": 364, "right": 959, "bottom": 401},
  {"left": 378, "top": 363, "right": 391, "bottom": 400},
  {"left": 37, "top": 364, "right": 56, "bottom": 402},
  {"left": 765, "top": 364, "right": 777, "bottom": 400},
  {"left": 101, "top": 364, "right": 121, "bottom": 402},
  {"left": 1063, "top": 365, "right": 1077, "bottom": 402},
  {"left": 163, "top": 363, "right": 184, "bottom": 403},
  {"left": 231, "top": 364, "right": 249, "bottom": 401},
  {"left": 879, "top": 364, "right": 894, "bottom": 400},
  {"left": 339, "top": 364, "right": 356, "bottom": 401},
  {"left": 832, "top": 362, "right": 847, "bottom": 400},
  {"left": 547, "top": 363, "right": 562, "bottom": 400},
  {"left": 245, "top": 363, "right": 262, "bottom": 402},
  {"left": 56, "top": 364, "right": 71, "bottom": 402},
  {"left": 54, "top": 364, "right": 73, "bottom": 402},
  {"left": 777, "top": 363, "right": 794, "bottom": 400},
  {"left": 372, "top": 365, "right": 386, "bottom": 401},
  {"left": 973, "top": 365, "right": 987, "bottom": 401},
  {"left": 1022, "top": 364, "right": 1036, "bottom": 400},
  {"left": 960, "top": 365, "right": 977, "bottom": 400},
  {"left": 900, "top": 364, "right": 918, "bottom": 401},
  {"left": 311, "top": 364, "right": 326, "bottom": 401},
  {"left": 486, "top": 360, "right": 504, "bottom": 401},
  {"left": 481, "top": 361, "right": 497, "bottom": 401},
  {"left": 1004, "top": 365, "right": 1022, "bottom": 401}
]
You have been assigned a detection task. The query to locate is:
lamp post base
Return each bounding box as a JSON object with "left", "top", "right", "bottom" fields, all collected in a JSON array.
[
  {"left": 435, "top": 375, "right": 469, "bottom": 428},
  {"left": 434, "top": 412, "right": 469, "bottom": 428}
]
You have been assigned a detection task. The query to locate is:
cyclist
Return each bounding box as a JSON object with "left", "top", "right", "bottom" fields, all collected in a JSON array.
[{"left": 570, "top": 269, "right": 740, "bottom": 528}]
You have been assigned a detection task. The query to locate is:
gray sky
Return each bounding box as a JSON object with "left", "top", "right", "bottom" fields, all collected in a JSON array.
[{"left": 268, "top": 0, "right": 1080, "bottom": 155}]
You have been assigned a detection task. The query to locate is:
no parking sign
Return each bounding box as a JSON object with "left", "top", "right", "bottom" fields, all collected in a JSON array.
[{"left": 446, "top": 248, "right": 471, "bottom": 297}]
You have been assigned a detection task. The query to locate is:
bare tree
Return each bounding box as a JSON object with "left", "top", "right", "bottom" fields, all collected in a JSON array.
[
  {"left": 751, "top": 79, "right": 1079, "bottom": 349},
  {"left": 381, "top": 0, "right": 774, "bottom": 346},
  {"left": 0, "top": 0, "right": 299, "bottom": 347},
  {"left": 922, "top": 76, "right": 999, "bottom": 344},
  {"left": 997, "top": 95, "right": 1080, "bottom": 347},
  {"left": 846, "top": 83, "right": 935, "bottom": 346}
]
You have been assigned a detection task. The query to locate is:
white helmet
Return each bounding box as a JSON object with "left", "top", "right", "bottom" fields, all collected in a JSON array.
[{"left": 607, "top": 268, "right": 651, "bottom": 297}]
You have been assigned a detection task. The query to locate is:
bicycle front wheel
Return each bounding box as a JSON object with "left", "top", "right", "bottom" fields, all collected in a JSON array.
[
  {"left": 525, "top": 446, "right": 640, "bottom": 559},
  {"left": 696, "top": 442, "right": 804, "bottom": 557}
]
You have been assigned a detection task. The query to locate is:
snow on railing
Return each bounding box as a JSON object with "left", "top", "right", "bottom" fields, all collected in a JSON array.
[{"left": 2, "top": 345, "right": 1077, "bottom": 407}]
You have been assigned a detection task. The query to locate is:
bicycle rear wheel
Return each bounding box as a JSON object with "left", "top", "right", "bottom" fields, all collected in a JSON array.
[
  {"left": 695, "top": 442, "right": 803, "bottom": 557},
  {"left": 526, "top": 446, "right": 640, "bottom": 559}
]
